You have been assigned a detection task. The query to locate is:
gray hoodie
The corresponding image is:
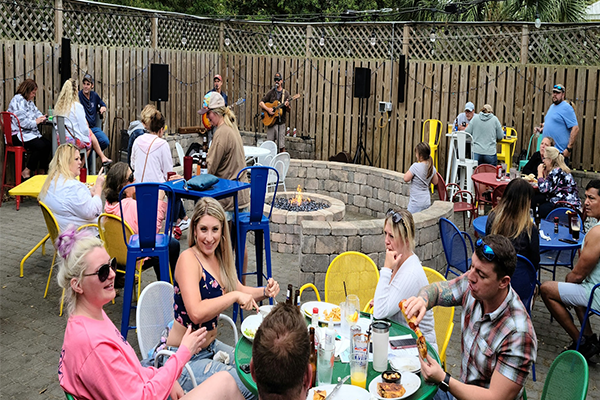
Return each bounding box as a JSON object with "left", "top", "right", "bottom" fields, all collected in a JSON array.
[{"left": 465, "top": 112, "right": 504, "bottom": 155}]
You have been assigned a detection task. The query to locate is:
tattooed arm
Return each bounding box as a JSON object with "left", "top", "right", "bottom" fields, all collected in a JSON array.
[{"left": 404, "top": 274, "right": 466, "bottom": 324}]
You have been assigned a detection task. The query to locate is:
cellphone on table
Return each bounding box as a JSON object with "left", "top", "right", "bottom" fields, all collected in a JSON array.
[
  {"left": 558, "top": 238, "right": 578, "bottom": 245},
  {"left": 389, "top": 338, "right": 417, "bottom": 350},
  {"left": 240, "top": 363, "right": 251, "bottom": 374}
]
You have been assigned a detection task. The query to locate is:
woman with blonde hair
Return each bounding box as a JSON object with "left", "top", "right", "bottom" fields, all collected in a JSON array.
[
  {"left": 372, "top": 208, "right": 437, "bottom": 349},
  {"left": 485, "top": 178, "right": 540, "bottom": 270},
  {"left": 166, "top": 197, "right": 278, "bottom": 398},
  {"left": 534, "top": 146, "right": 581, "bottom": 218},
  {"left": 404, "top": 142, "right": 439, "bottom": 214},
  {"left": 38, "top": 144, "right": 104, "bottom": 232},
  {"left": 54, "top": 78, "right": 110, "bottom": 164},
  {"left": 56, "top": 227, "right": 244, "bottom": 400}
]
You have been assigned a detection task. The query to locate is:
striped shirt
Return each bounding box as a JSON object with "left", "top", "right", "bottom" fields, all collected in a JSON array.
[{"left": 442, "top": 274, "right": 537, "bottom": 399}]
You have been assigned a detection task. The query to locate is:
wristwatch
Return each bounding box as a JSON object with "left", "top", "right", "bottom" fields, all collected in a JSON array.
[
  {"left": 439, "top": 372, "right": 451, "bottom": 392},
  {"left": 566, "top": 147, "right": 573, "bottom": 153}
]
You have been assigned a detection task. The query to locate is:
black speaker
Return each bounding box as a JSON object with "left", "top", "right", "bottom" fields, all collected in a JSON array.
[
  {"left": 150, "top": 64, "right": 169, "bottom": 102},
  {"left": 397, "top": 55, "right": 406, "bottom": 103},
  {"left": 354, "top": 67, "right": 371, "bottom": 99},
  {"left": 60, "top": 38, "right": 71, "bottom": 86}
]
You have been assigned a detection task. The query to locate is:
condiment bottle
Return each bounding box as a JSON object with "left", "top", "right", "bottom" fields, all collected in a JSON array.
[
  {"left": 496, "top": 165, "right": 502, "bottom": 180},
  {"left": 554, "top": 216, "right": 560, "bottom": 234},
  {"left": 535, "top": 206, "right": 541, "bottom": 226},
  {"left": 311, "top": 307, "right": 319, "bottom": 327},
  {"left": 308, "top": 327, "right": 317, "bottom": 387},
  {"left": 285, "top": 284, "right": 293, "bottom": 304}
]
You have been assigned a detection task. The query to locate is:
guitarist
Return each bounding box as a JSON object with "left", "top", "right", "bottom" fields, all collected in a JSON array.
[
  {"left": 205, "top": 74, "right": 228, "bottom": 143},
  {"left": 259, "top": 72, "right": 290, "bottom": 153}
]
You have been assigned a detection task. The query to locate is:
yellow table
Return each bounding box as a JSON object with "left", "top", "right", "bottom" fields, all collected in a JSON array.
[
  {"left": 9, "top": 175, "right": 98, "bottom": 198},
  {"left": 497, "top": 136, "right": 517, "bottom": 172}
]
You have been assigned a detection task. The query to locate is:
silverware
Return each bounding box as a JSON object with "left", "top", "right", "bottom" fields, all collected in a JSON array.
[{"left": 324, "top": 375, "right": 350, "bottom": 400}]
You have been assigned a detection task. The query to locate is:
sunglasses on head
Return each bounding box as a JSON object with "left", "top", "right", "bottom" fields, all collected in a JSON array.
[
  {"left": 386, "top": 208, "right": 407, "bottom": 230},
  {"left": 553, "top": 85, "right": 564, "bottom": 92},
  {"left": 83, "top": 258, "right": 117, "bottom": 282},
  {"left": 476, "top": 238, "right": 496, "bottom": 262}
]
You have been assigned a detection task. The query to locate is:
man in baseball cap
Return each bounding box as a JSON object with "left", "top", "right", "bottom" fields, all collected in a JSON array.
[
  {"left": 79, "top": 73, "right": 110, "bottom": 150},
  {"left": 453, "top": 101, "right": 475, "bottom": 131}
]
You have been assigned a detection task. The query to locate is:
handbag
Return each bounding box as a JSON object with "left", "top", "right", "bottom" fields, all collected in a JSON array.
[{"left": 186, "top": 174, "right": 219, "bottom": 191}]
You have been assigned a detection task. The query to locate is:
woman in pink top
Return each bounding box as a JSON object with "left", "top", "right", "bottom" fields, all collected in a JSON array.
[
  {"left": 103, "top": 161, "right": 180, "bottom": 281},
  {"left": 56, "top": 227, "right": 243, "bottom": 400}
]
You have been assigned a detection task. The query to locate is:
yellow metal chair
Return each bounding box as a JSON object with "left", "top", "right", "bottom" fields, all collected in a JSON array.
[
  {"left": 98, "top": 213, "right": 147, "bottom": 301},
  {"left": 422, "top": 119, "right": 443, "bottom": 192},
  {"left": 299, "top": 251, "right": 379, "bottom": 311},
  {"left": 497, "top": 127, "right": 517, "bottom": 172},
  {"left": 423, "top": 266, "right": 455, "bottom": 370}
]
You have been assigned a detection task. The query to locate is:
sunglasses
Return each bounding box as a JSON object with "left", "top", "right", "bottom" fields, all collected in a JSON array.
[
  {"left": 386, "top": 208, "right": 407, "bottom": 230},
  {"left": 553, "top": 85, "right": 564, "bottom": 92},
  {"left": 476, "top": 239, "right": 496, "bottom": 262},
  {"left": 274, "top": 78, "right": 282, "bottom": 82},
  {"left": 83, "top": 258, "right": 117, "bottom": 282},
  {"left": 127, "top": 172, "right": 134, "bottom": 183}
]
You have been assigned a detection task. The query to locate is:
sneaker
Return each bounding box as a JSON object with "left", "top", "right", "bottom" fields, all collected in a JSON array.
[
  {"left": 178, "top": 218, "right": 190, "bottom": 231},
  {"left": 569, "top": 334, "right": 600, "bottom": 361},
  {"left": 173, "top": 226, "right": 182, "bottom": 240}
]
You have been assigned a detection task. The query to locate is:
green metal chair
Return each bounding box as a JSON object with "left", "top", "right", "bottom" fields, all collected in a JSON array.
[{"left": 540, "top": 350, "right": 588, "bottom": 400}]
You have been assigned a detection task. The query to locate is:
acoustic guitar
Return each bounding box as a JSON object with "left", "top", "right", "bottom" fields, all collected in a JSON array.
[
  {"left": 262, "top": 93, "right": 301, "bottom": 127},
  {"left": 202, "top": 97, "right": 245, "bottom": 130}
]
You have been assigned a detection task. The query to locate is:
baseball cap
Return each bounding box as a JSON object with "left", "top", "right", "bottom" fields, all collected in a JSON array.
[
  {"left": 481, "top": 104, "right": 493, "bottom": 113},
  {"left": 82, "top": 74, "right": 94, "bottom": 84},
  {"left": 274, "top": 72, "right": 282, "bottom": 81},
  {"left": 214, "top": 74, "right": 222, "bottom": 82},
  {"left": 553, "top": 84, "right": 565, "bottom": 93},
  {"left": 464, "top": 102, "right": 475, "bottom": 112},
  {"left": 197, "top": 92, "right": 225, "bottom": 115}
]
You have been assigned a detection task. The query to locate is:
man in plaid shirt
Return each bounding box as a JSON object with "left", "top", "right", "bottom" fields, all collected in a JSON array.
[{"left": 404, "top": 235, "right": 537, "bottom": 400}]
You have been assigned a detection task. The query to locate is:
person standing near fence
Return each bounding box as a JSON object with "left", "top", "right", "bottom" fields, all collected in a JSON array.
[
  {"left": 205, "top": 74, "right": 228, "bottom": 143},
  {"left": 259, "top": 72, "right": 290, "bottom": 153},
  {"left": 78, "top": 74, "right": 110, "bottom": 151}
]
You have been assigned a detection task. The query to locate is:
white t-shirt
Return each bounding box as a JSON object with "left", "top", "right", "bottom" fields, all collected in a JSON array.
[{"left": 131, "top": 133, "right": 173, "bottom": 183}]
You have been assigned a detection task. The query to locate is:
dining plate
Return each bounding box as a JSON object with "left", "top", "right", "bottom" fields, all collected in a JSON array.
[
  {"left": 368, "top": 371, "right": 421, "bottom": 400},
  {"left": 301, "top": 301, "right": 341, "bottom": 324},
  {"left": 306, "top": 383, "right": 371, "bottom": 400},
  {"left": 241, "top": 314, "right": 263, "bottom": 342},
  {"left": 390, "top": 357, "right": 421, "bottom": 374}
]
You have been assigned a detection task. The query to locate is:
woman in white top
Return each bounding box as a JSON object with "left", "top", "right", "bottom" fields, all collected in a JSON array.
[
  {"left": 38, "top": 144, "right": 104, "bottom": 232},
  {"left": 373, "top": 208, "right": 437, "bottom": 349},
  {"left": 54, "top": 79, "right": 110, "bottom": 164}
]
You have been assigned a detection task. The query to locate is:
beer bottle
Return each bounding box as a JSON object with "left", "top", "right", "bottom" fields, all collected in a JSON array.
[
  {"left": 200, "top": 152, "right": 208, "bottom": 175},
  {"left": 202, "top": 135, "right": 209, "bottom": 153},
  {"left": 308, "top": 327, "right": 317, "bottom": 387},
  {"left": 295, "top": 289, "right": 301, "bottom": 309},
  {"left": 285, "top": 284, "right": 293, "bottom": 304}
]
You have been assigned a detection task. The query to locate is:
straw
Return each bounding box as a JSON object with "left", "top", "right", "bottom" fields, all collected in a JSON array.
[{"left": 343, "top": 281, "right": 348, "bottom": 298}]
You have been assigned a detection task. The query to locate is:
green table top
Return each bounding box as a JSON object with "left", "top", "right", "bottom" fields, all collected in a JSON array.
[{"left": 234, "top": 312, "right": 439, "bottom": 399}]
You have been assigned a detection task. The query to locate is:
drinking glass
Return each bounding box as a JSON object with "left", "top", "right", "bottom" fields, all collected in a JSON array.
[
  {"left": 571, "top": 216, "right": 581, "bottom": 241},
  {"left": 350, "top": 333, "right": 369, "bottom": 388},
  {"left": 317, "top": 343, "right": 334, "bottom": 386},
  {"left": 345, "top": 294, "right": 360, "bottom": 326}
]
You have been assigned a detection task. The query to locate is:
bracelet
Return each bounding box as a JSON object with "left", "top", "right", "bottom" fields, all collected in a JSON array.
[
  {"left": 263, "top": 286, "right": 267, "bottom": 298},
  {"left": 567, "top": 147, "right": 573, "bottom": 152}
]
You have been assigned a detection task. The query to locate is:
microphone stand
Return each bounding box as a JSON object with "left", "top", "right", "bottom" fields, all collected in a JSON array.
[{"left": 253, "top": 112, "right": 261, "bottom": 146}]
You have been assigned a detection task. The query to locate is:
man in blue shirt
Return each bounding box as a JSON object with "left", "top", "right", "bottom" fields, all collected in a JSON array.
[
  {"left": 535, "top": 84, "right": 579, "bottom": 165},
  {"left": 78, "top": 74, "right": 110, "bottom": 150}
]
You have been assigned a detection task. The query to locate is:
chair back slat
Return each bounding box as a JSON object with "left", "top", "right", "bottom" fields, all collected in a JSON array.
[
  {"left": 237, "top": 166, "right": 279, "bottom": 222},
  {"left": 435, "top": 172, "right": 447, "bottom": 201},
  {"left": 39, "top": 201, "right": 60, "bottom": 244},
  {"left": 541, "top": 350, "right": 588, "bottom": 400},
  {"left": 439, "top": 217, "right": 471, "bottom": 276},
  {"left": 512, "top": 255, "right": 537, "bottom": 313},
  {"left": 98, "top": 213, "right": 134, "bottom": 266},
  {"left": 1, "top": 111, "right": 24, "bottom": 146},
  {"left": 136, "top": 281, "right": 175, "bottom": 359}
]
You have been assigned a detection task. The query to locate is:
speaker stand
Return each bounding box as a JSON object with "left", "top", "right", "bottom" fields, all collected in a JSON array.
[
  {"left": 156, "top": 100, "right": 162, "bottom": 112},
  {"left": 353, "top": 97, "right": 372, "bottom": 166},
  {"left": 253, "top": 112, "right": 261, "bottom": 146}
]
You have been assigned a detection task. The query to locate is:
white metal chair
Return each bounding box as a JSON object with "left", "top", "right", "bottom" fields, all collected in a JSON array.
[
  {"left": 267, "top": 152, "right": 290, "bottom": 192},
  {"left": 450, "top": 131, "right": 477, "bottom": 194},
  {"left": 136, "top": 281, "right": 238, "bottom": 386}
]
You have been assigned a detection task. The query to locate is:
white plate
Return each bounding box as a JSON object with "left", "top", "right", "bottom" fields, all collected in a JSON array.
[
  {"left": 368, "top": 372, "right": 421, "bottom": 400},
  {"left": 307, "top": 383, "right": 371, "bottom": 400},
  {"left": 301, "top": 301, "right": 341, "bottom": 324},
  {"left": 241, "top": 314, "right": 263, "bottom": 342},
  {"left": 390, "top": 357, "right": 421, "bottom": 374}
]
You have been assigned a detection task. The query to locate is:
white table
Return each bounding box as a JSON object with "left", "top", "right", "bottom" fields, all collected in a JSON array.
[{"left": 244, "top": 146, "right": 271, "bottom": 164}]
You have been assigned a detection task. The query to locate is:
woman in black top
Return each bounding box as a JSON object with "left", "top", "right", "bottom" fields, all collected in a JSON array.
[
  {"left": 522, "top": 136, "right": 554, "bottom": 176},
  {"left": 485, "top": 178, "right": 540, "bottom": 270}
]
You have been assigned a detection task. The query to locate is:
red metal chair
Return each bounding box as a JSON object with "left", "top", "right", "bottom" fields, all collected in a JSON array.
[
  {"left": 1, "top": 111, "right": 27, "bottom": 210},
  {"left": 491, "top": 184, "right": 507, "bottom": 207},
  {"left": 473, "top": 164, "right": 496, "bottom": 213},
  {"left": 436, "top": 172, "right": 477, "bottom": 228}
]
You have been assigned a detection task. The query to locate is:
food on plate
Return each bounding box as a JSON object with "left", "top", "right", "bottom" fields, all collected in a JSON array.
[
  {"left": 399, "top": 300, "right": 428, "bottom": 360},
  {"left": 377, "top": 382, "right": 406, "bottom": 398},
  {"left": 313, "top": 389, "right": 326, "bottom": 400},
  {"left": 85, "top": 182, "right": 95, "bottom": 189},
  {"left": 382, "top": 370, "right": 401, "bottom": 383},
  {"left": 523, "top": 173, "right": 537, "bottom": 182},
  {"left": 323, "top": 307, "right": 341, "bottom": 322},
  {"left": 243, "top": 328, "right": 257, "bottom": 339}
]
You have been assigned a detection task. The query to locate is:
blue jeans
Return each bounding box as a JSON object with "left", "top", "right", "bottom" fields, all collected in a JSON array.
[
  {"left": 474, "top": 153, "right": 497, "bottom": 166},
  {"left": 91, "top": 126, "right": 110, "bottom": 150},
  {"left": 433, "top": 390, "right": 456, "bottom": 400},
  {"left": 175, "top": 339, "right": 255, "bottom": 399}
]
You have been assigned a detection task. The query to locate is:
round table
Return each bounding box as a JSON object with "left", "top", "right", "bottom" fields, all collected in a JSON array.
[
  {"left": 235, "top": 313, "right": 439, "bottom": 399},
  {"left": 244, "top": 146, "right": 271, "bottom": 164},
  {"left": 473, "top": 216, "right": 584, "bottom": 251},
  {"left": 471, "top": 172, "right": 510, "bottom": 191}
]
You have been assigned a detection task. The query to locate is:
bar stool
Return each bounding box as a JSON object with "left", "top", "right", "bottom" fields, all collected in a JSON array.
[
  {"left": 450, "top": 131, "right": 477, "bottom": 194},
  {"left": 421, "top": 119, "right": 442, "bottom": 192},
  {"left": 1, "top": 112, "right": 27, "bottom": 210},
  {"left": 497, "top": 127, "right": 517, "bottom": 172}
]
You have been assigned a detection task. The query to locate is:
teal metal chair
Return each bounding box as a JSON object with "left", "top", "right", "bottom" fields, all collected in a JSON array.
[
  {"left": 540, "top": 350, "right": 588, "bottom": 400},
  {"left": 518, "top": 132, "right": 541, "bottom": 171}
]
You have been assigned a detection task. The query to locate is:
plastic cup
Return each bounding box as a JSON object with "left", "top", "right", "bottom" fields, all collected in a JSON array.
[
  {"left": 79, "top": 167, "right": 87, "bottom": 183},
  {"left": 183, "top": 156, "right": 193, "bottom": 181},
  {"left": 350, "top": 333, "right": 369, "bottom": 388},
  {"left": 48, "top": 107, "right": 53, "bottom": 122},
  {"left": 167, "top": 171, "right": 176, "bottom": 181}
]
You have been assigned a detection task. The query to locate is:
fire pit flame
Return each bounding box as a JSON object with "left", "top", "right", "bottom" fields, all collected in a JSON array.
[
  {"left": 273, "top": 187, "right": 331, "bottom": 212},
  {"left": 289, "top": 185, "right": 310, "bottom": 206}
]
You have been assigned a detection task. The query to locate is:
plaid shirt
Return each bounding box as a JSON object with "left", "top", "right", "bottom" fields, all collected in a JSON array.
[{"left": 441, "top": 274, "right": 537, "bottom": 398}]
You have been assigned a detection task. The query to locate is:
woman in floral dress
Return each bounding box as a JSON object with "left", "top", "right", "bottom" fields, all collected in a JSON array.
[
  {"left": 535, "top": 146, "right": 581, "bottom": 218},
  {"left": 165, "top": 197, "right": 280, "bottom": 399}
]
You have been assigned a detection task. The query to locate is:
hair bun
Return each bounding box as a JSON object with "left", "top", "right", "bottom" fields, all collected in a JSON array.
[{"left": 55, "top": 226, "right": 93, "bottom": 259}]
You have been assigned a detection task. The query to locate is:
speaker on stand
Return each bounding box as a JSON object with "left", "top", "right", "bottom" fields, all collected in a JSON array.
[
  {"left": 150, "top": 64, "right": 169, "bottom": 112},
  {"left": 59, "top": 38, "right": 71, "bottom": 87},
  {"left": 353, "top": 67, "right": 372, "bottom": 165}
]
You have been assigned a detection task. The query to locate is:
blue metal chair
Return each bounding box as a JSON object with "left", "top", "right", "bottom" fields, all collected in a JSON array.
[
  {"left": 118, "top": 182, "right": 174, "bottom": 339},
  {"left": 439, "top": 217, "right": 473, "bottom": 278},
  {"left": 512, "top": 255, "right": 539, "bottom": 381},
  {"left": 234, "top": 166, "right": 279, "bottom": 322},
  {"left": 576, "top": 283, "right": 600, "bottom": 356},
  {"left": 539, "top": 207, "right": 581, "bottom": 281}
]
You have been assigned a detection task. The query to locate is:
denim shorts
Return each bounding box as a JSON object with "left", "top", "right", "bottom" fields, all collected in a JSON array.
[{"left": 225, "top": 206, "right": 249, "bottom": 222}]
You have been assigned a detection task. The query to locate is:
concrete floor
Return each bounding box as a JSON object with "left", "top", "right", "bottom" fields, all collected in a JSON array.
[{"left": 1, "top": 196, "right": 599, "bottom": 399}]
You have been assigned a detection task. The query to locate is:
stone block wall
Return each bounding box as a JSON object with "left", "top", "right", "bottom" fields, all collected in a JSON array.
[{"left": 239, "top": 131, "right": 315, "bottom": 160}]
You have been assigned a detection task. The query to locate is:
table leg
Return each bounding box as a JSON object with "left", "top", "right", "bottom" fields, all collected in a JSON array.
[{"left": 445, "top": 137, "right": 456, "bottom": 184}]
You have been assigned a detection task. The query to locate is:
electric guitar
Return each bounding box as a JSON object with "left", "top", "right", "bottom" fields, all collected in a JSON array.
[{"left": 262, "top": 94, "right": 301, "bottom": 127}]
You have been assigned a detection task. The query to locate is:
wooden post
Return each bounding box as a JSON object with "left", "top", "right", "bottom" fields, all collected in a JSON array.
[
  {"left": 219, "top": 22, "right": 224, "bottom": 53},
  {"left": 306, "top": 25, "right": 312, "bottom": 58},
  {"left": 520, "top": 25, "right": 529, "bottom": 64},
  {"left": 403, "top": 24, "right": 410, "bottom": 57},
  {"left": 151, "top": 16, "right": 158, "bottom": 49},
  {"left": 54, "top": 0, "right": 62, "bottom": 43}
]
